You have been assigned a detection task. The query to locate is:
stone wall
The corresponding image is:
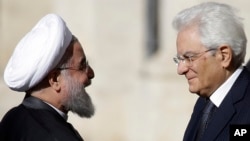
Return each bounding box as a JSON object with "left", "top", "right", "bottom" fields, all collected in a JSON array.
[{"left": 1, "top": 0, "right": 250, "bottom": 140}]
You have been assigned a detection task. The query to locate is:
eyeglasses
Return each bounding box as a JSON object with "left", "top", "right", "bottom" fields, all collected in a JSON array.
[
  {"left": 173, "top": 49, "right": 216, "bottom": 67},
  {"left": 57, "top": 60, "right": 89, "bottom": 72}
]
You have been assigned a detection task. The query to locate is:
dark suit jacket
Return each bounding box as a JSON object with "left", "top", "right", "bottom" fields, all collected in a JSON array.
[
  {"left": 0, "top": 96, "right": 84, "bottom": 141},
  {"left": 183, "top": 67, "right": 250, "bottom": 141}
]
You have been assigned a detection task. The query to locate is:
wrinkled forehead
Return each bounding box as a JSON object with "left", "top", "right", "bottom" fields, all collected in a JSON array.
[{"left": 176, "top": 26, "right": 206, "bottom": 54}]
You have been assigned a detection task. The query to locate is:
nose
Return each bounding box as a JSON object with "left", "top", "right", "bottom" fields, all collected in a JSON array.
[
  {"left": 87, "top": 65, "right": 95, "bottom": 79},
  {"left": 177, "top": 62, "right": 189, "bottom": 75}
]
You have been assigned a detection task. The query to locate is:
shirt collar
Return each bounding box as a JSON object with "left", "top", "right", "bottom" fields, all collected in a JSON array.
[
  {"left": 210, "top": 66, "right": 243, "bottom": 107},
  {"left": 44, "top": 101, "right": 68, "bottom": 121}
]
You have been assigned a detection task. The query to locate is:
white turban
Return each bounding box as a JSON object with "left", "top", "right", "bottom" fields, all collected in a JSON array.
[{"left": 4, "top": 13, "right": 72, "bottom": 92}]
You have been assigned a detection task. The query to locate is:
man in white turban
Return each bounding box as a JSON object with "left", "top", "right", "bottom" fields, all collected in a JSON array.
[{"left": 0, "top": 13, "right": 95, "bottom": 141}]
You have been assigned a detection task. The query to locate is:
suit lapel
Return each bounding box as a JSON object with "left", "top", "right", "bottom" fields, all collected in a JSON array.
[
  {"left": 201, "top": 97, "right": 235, "bottom": 141},
  {"left": 201, "top": 68, "right": 250, "bottom": 141},
  {"left": 183, "top": 97, "right": 206, "bottom": 141}
]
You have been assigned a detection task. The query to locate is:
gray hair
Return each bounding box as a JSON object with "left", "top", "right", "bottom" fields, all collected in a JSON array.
[{"left": 172, "top": 2, "right": 247, "bottom": 68}]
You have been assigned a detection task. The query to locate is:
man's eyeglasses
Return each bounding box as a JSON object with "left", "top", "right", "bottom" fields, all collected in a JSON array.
[
  {"left": 173, "top": 49, "right": 216, "bottom": 67},
  {"left": 57, "top": 60, "right": 89, "bottom": 72}
]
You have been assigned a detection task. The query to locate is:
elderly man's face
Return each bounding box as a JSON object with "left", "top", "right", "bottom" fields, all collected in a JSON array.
[
  {"left": 175, "top": 27, "right": 225, "bottom": 97},
  {"left": 61, "top": 41, "right": 95, "bottom": 117}
]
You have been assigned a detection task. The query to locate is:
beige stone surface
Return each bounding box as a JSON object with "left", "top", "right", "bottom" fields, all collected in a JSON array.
[{"left": 1, "top": 0, "right": 250, "bottom": 141}]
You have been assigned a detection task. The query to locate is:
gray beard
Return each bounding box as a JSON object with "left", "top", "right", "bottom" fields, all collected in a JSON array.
[{"left": 63, "top": 75, "right": 95, "bottom": 118}]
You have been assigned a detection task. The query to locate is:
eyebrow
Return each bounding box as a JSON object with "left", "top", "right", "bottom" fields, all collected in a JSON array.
[{"left": 177, "top": 51, "right": 196, "bottom": 57}]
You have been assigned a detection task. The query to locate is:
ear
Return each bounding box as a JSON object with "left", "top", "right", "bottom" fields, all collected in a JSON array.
[
  {"left": 218, "top": 45, "right": 233, "bottom": 68},
  {"left": 48, "top": 70, "right": 61, "bottom": 92}
]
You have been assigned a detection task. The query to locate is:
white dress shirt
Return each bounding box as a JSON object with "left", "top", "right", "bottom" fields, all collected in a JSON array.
[{"left": 210, "top": 66, "right": 243, "bottom": 107}]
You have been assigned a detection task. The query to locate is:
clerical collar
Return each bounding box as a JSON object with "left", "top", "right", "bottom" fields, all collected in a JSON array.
[{"left": 44, "top": 101, "right": 68, "bottom": 121}]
